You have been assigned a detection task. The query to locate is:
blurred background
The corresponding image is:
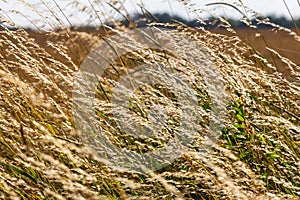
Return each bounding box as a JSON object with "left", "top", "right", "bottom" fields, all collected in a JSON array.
[{"left": 0, "top": 0, "right": 299, "bottom": 29}]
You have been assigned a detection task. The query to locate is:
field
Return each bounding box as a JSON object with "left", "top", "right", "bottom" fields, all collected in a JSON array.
[
  {"left": 0, "top": 1, "right": 300, "bottom": 199},
  {"left": 217, "top": 28, "right": 300, "bottom": 66},
  {"left": 27, "top": 27, "right": 300, "bottom": 73}
]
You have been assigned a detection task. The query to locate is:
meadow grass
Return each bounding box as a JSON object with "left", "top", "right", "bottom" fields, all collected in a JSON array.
[{"left": 0, "top": 0, "right": 299, "bottom": 199}]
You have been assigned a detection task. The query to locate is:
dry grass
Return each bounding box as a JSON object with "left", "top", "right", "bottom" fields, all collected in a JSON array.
[
  {"left": 213, "top": 28, "right": 300, "bottom": 77},
  {"left": 0, "top": 0, "right": 299, "bottom": 199}
]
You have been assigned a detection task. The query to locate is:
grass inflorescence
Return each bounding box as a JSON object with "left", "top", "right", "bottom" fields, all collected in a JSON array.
[{"left": 0, "top": 0, "right": 299, "bottom": 199}]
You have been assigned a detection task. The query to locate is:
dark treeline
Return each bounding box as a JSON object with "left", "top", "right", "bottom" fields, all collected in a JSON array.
[
  {"left": 127, "top": 12, "right": 300, "bottom": 29},
  {"left": 71, "top": 13, "right": 300, "bottom": 31},
  {"left": 2, "top": 12, "right": 300, "bottom": 31}
]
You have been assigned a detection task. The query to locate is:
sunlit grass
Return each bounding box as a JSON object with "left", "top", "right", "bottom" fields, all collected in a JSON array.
[{"left": 0, "top": 0, "right": 299, "bottom": 199}]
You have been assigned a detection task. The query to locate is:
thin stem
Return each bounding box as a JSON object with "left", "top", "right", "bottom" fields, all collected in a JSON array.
[
  {"left": 52, "top": 0, "right": 73, "bottom": 28},
  {"left": 206, "top": 2, "right": 248, "bottom": 19},
  {"left": 40, "top": 0, "right": 65, "bottom": 29},
  {"left": 282, "top": 0, "right": 300, "bottom": 35},
  {"left": 87, "top": 0, "right": 103, "bottom": 26}
]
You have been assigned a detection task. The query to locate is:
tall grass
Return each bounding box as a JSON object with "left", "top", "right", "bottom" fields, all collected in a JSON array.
[{"left": 0, "top": 0, "right": 299, "bottom": 199}]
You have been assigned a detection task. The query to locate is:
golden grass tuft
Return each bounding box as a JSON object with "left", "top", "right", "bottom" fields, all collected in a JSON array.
[{"left": 0, "top": 0, "right": 299, "bottom": 199}]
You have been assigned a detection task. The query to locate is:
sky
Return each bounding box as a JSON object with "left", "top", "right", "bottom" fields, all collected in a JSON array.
[
  {"left": 0, "top": 0, "right": 299, "bottom": 28},
  {"left": 135, "top": 0, "right": 300, "bottom": 18}
]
